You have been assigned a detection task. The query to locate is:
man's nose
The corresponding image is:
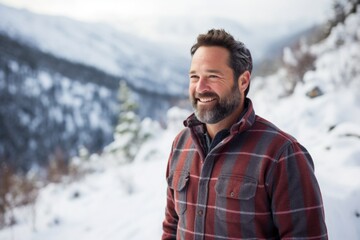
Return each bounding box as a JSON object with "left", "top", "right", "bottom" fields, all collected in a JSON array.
[{"left": 196, "top": 77, "right": 210, "bottom": 93}]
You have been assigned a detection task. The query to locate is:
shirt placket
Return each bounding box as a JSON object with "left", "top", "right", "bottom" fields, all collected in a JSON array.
[
  {"left": 192, "top": 134, "right": 234, "bottom": 240},
  {"left": 193, "top": 154, "right": 215, "bottom": 240}
]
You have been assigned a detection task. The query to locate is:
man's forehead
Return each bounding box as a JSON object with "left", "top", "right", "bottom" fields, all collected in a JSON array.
[{"left": 192, "top": 46, "right": 229, "bottom": 56}]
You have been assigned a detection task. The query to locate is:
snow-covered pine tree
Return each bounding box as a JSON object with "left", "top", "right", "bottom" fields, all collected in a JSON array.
[{"left": 112, "top": 81, "right": 150, "bottom": 162}]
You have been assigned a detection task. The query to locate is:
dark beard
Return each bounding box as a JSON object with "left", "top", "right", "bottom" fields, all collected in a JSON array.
[{"left": 191, "top": 84, "right": 241, "bottom": 124}]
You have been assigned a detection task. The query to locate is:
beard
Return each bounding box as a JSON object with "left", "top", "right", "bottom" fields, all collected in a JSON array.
[{"left": 190, "top": 84, "right": 241, "bottom": 124}]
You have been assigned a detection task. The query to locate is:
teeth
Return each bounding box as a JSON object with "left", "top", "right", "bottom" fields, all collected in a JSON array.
[{"left": 199, "top": 98, "right": 215, "bottom": 103}]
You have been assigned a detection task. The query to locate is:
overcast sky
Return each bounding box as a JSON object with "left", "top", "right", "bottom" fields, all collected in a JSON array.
[{"left": 0, "top": 0, "right": 333, "bottom": 27}]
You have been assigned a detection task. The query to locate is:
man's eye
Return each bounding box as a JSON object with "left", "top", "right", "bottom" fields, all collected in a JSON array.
[
  {"left": 209, "top": 75, "right": 219, "bottom": 79},
  {"left": 190, "top": 75, "right": 199, "bottom": 80}
]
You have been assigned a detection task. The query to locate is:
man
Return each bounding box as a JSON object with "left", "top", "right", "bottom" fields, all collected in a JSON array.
[{"left": 162, "top": 29, "right": 327, "bottom": 239}]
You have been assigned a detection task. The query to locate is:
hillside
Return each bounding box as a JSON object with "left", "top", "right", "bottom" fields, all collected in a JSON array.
[
  {"left": 0, "top": 4, "right": 188, "bottom": 171},
  {"left": 0, "top": 3, "right": 188, "bottom": 95}
]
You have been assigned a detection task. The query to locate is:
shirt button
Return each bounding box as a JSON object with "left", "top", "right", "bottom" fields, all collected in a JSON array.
[
  {"left": 198, "top": 210, "right": 203, "bottom": 216},
  {"left": 230, "top": 192, "right": 235, "bottom": 197}
]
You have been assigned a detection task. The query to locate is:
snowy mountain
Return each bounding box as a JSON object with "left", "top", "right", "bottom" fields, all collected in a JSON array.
[
  {"left": 0, "top": 3, "right": 189, "bottom": 96},
  {"left": 0, "top": 32, "right": 119, "bottom": 171},
  {"left": 0, "top": 3, "right": 190, "bottom": 171}
]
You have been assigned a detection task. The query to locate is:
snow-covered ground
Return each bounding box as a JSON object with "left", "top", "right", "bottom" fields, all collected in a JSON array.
[{"left": 1, "top": 6, "right": 360, "bottom": 240}]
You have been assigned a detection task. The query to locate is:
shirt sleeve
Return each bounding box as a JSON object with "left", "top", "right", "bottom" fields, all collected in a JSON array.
[
  {"left": 162, "top": 144, "right": 178, "bottom": 240},
  {"left": 267, "top": 142, "right": 328, "bottom": 239}
]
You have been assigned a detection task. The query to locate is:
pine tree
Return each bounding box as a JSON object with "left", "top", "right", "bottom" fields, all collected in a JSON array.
[{"left": 113, "top": 81, "right": 146, "bottom": 162}]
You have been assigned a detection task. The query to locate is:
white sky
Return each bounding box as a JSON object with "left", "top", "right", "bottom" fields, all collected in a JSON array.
[{"left": 0, "top": 0, "right": 333, "bottom": 27}]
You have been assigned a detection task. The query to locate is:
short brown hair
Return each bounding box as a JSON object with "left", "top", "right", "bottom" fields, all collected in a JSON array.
[{"left": 191, "top": 29, "right": 253, "bottom": 96}]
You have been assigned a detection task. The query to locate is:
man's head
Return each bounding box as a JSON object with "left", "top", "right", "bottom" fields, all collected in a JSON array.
[
  {"left": 190, "top": 29, "right": 253, "bottom": 96},
  {"left": 189, "top": 29, "right": 253, "bottom": 125}
]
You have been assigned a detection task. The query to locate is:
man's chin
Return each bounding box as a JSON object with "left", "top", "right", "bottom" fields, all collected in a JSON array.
[
  {"left": 195, "top": 107, "right": 213, "bottom": 116},
  {"left": 195, "top": 110, "right": 217, "bottom": 123}
]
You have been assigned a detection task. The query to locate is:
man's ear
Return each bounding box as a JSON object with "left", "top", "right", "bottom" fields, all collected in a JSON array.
[{"left": 238, "top": 71, "right": 250, "bottom": 93}]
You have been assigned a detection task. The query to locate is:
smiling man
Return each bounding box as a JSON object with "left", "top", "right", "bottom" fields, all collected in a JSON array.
[{"left": 162, "top": 29, "right": 327, "bottom": 239}]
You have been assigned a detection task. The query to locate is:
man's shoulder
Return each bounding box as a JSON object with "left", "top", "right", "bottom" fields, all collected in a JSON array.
[
  {"left": 175, "top": 127, "right": 190, "bottom": 137},
  {"left": 172, "top": 127, "right": 192, "bottom": 144},
  {"left": 253, "top": 115, "right": 298, "bottom": 144}
]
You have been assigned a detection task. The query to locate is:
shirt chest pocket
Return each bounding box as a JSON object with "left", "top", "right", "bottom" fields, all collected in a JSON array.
[
  {"left": 167, "top": 171, "right": 189, "bottom": 215},
  {"left": 215, "top": 175, "right": 258, "bottom": 223}
]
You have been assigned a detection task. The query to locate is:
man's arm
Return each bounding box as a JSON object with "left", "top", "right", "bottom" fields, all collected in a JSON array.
[
  {"left": 162, "top": 146, "right": 179, "bottom": 240},
  {"left": 162, "top": 186, "right": 178, "bottom": 239},
  {"left": 268, "top": 142, "right": 328, "bottom": 239}
]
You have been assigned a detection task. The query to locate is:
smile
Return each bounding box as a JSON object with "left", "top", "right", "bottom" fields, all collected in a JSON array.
[{"left": 197, "top": 97, "right": 216, "bottom": 103}]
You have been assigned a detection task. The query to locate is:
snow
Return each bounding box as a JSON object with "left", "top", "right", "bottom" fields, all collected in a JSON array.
[
  {"left": 283, "top": 47, "right": 298, "bottom": 66},
  {"left": 1, "top": 5, "right": 360, "bottom": 240}
]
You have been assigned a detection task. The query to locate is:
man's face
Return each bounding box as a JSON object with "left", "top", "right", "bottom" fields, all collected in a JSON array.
[{"left": 189, "top": 46, "right": 242, "bottom": 124}]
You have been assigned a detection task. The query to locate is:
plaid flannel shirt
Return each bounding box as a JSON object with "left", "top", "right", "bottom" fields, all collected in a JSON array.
[{"left": 162, "top": 99, "right": 327, "bottom": 240}]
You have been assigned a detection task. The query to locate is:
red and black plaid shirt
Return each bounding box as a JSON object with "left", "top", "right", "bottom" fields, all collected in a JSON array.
[{"left": 162, "top": 99, "right": 327, "bottom": 240}]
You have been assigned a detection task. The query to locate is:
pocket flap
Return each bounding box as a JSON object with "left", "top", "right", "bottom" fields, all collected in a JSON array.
[
  {"left": 215, "top": 175, "right": 257, "bottom": 200},
  {"left": 167, "top": 171, "right": 189, "bottom": 191}
]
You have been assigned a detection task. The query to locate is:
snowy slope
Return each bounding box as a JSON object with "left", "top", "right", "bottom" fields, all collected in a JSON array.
[
  {"left": 1, "top": 6, "right": 360, "bottom": 240},
  {"left": 0, "top": 3, "right": 188, "bottom": 96},
  {"left": 250, "top": 8, "right": 360, "bottom": 239}
]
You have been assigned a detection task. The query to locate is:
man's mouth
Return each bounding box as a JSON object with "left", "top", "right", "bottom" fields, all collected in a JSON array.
[
  {"left": 197, "top": 97, "right": 216, "bottom": 103},
  {"left": 195, "top": 92, "right": 218, "bottom": 104}
]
